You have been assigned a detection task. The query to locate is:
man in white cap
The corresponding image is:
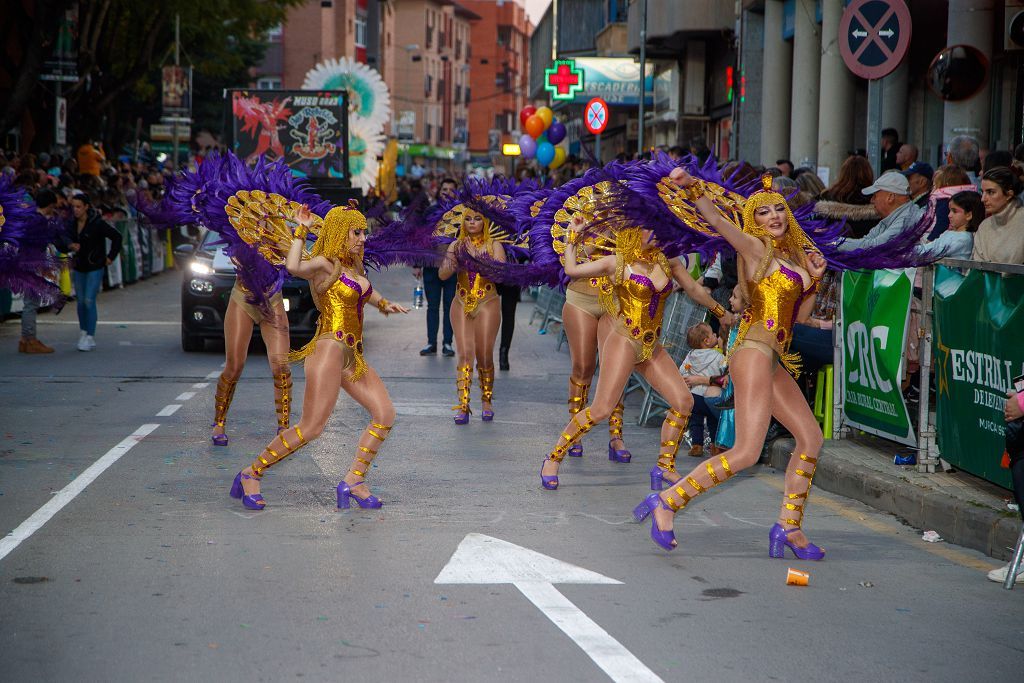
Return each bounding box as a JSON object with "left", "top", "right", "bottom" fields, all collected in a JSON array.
[{"left": 837, "top": 171, "right": 924, "bottom": 252}]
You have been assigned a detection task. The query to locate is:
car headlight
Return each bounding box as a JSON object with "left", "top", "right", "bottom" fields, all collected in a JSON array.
[
  {"left": 190, "top": 260, "right": 213, "bottom": 275},
  {"left": 189, "top": 278, "right": 214, "bottom": 294}
]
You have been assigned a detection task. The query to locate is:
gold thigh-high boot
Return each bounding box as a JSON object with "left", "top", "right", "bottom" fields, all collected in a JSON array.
[
  {"left": 566, "top": 379, "right": 589, "bottom": 457},
  {"left": 337, "top": 421, "right": 393, "bottom": 509},
  {"left": 607, "top": 399, "right": 632, "bottom": 463},
  {"left": 273, "top": 369, "right": 292, "bottom": 433},
  {"left": 453, "top": 364, "right": 472, "bottom": 425},
  {"left": 769, "top": 452, "right": 826, "bottom": 560},
  {"left": 212, "top": 376, "right": 238, "bottom": 446},
  {"left": 541, "top": 408, "right": 596, "bottom": 490},
  {"left": 479, "top": 366, "right": 495, "bottom": 421},
  {"left": 650, "top": 408, "right": 689, "bottom": 490}
]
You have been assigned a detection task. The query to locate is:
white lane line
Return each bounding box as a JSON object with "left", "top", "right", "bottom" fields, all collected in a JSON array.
[
  {"left": 157, "top": 404, "right": 181, "bottom": 416},
  {"left": 192, "top": 382, "right": 209, "bottom": 389},
  {"left": 205, "top": 370, "right": 222, "bottom": 380},
  {"left": 0, "top": 424, "right": 161, "bottom": 563},
  {"left": 515, "top": 581, "right": 664, "bottom": 683},
  {"left": 37, "top": 320, "right": 178, "bottom": 326},
  {"left": 176, "top": 392, "right": 197, "bottom": 401}
]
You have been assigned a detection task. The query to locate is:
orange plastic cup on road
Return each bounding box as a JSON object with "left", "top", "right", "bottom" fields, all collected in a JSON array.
[{"left": 786, "top": 568, "right": 810, "bottom": 586}]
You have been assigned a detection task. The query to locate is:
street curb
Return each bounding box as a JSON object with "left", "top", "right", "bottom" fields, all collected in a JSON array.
[{"left": 768, "top": 439, "right": 1020, "bottom": 561}]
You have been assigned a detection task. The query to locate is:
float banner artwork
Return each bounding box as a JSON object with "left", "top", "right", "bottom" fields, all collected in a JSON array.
[
  {"left": 933, "top": 266, "right": 1024, "bottom": 489},
  {"left": 228, "top": 90, "right": 349, "bottom": 179},
  {"left": 840, "top": 269, "right": 915, "bottom": 445}
]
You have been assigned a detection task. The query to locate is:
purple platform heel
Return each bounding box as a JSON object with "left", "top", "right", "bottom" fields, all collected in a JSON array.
[
  {"left": 540, "top": 459, "right": 559, "bottom": 490},
  {"left": 608, "top": 440, "right": 632, "bottom": 463},
  {"left": 454, "top": 411, "right": 470, "bottom": 425},
  {"left": 481, "top": 409, "right": 494, "bottom": 422},
  {"left": 211, "top": 424, "right": 228, "bottom": 447},
  {"left": 649, "top": 465, "right": 679, "bottom": 491},
  {"left": 648, "top": 497, "right": 678, "bottom": 551},
  {"left": 337, "top": 480, "right": 382, "bottom": 509},
  {"left": 632, "top": 492, "right": 661, "bottom": 523},
  {"left": 567, "top": 443, "right": 583, "bottom": 457},
  {"left": 768, "top": 523, "right": 825, "bottom": 560},
  {"left": 229, "top": 472, "right": 266, "bottom": 510}
]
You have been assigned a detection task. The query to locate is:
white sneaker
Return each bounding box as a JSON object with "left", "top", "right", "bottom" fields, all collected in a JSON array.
[
  {"left": 86, "top": 335, "right": 96, "bottom": 349},
  {"left": 986, "top": 562, "right": 1024, "bottom": 583},
  {"left": 77, "top": 331, "right": 90, "bottom": 352}
]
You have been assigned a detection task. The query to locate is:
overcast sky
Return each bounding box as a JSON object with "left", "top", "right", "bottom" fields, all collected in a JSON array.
[{"left": 524, "top": 0, "right": 551, "bottom": 25}]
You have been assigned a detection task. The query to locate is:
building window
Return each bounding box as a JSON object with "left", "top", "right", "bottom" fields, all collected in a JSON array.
[
  {"left": 426, "top": 21, "right": 433, "bottom": 49},
  {"left": 455, "top": 39, "right": 461, "bottom": 61},
  {"left": 455, "top": 84, "right": 462, "bottom": 104},
  {"left": 425, "top": 123, "right": 433, "bottom": 144},
  {"left": 497, "top": 25, "right": 512, "bottom": 47},
  {"left": 425, "top": 74, "right": 433, "bottom": 98},
  {"left": 257, "top": 77, "right": 282, "bottom": 90},
  {"left": 465, "top": 86, "right": 471, "bottom": 104},
  {"left": 438, "top": 78, "right": 445, "bottom": 100},
  {"left": 354, "top": 13, "right": 367, "bottom": 47}
]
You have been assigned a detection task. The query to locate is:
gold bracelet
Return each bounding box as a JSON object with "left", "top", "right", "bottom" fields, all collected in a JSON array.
[
  {"left": 684, "top": 180, "right": 707, "bottom": 202},
  {"left": 709, "top": 303, "right": 726, "bottom": 319},
  {"left": 376, "top": 297, "right": 391, "bottom": 314},
  {"left": 292, "top": 225, "right": 309, "bottom": 240}
]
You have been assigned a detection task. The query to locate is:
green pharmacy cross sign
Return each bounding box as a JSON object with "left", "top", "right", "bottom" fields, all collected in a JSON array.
[{"left": 544, "top": 59, "right": 584, "bottom": 101}]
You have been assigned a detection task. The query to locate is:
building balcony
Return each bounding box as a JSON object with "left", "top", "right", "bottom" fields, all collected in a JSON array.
[{"left": 627, "top": 0, "right": 737, "bottom": 55}]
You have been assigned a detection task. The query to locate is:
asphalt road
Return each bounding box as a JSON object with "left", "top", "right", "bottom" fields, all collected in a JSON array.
[{"left": 1, "top": 267, "right": 1021, "bottom": 682}]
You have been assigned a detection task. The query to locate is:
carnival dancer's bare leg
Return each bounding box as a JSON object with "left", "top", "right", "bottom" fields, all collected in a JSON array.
[
  {"left": 451, "top": 299, "right": 474, "bottom": 422},
  {"left": 766, "top": 366, "right": 825, "bottom": 557},
  {"left": 237, "top": 338, "right": 345, "bottom": 504},
  {"left": 260, "top": 301, "right": 292, "bottom": 433},
  {"left": 337, "top": 366, "right": 396, "bottom": 505},
  {"left": 649, "top": 347, "right": 773, "bottom": 546},
  {"left": 634, "top": 347, "right": 695, "bottom": 486},
  {"left": 212, "top": 299, "right": 255, "bottom": 443},
  {"left": 540, "top": 332, "right": 637, "bottom": 488},
  {"left": 473, "top": 297, "right": 501, "bottom": 418},
  {"left": 562, "top": 301, "right": 598, "bottom": 456}
]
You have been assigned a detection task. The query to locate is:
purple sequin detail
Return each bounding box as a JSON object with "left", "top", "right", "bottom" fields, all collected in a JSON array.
[
  {"left": 766, "top": 318, "right": 775, "bottom": 330},
  {"left": 628, "top": 273, "right": 672, "bottom": 320},
  {"left": 339, "top": 273, "right": 373, "bottom": 323}
]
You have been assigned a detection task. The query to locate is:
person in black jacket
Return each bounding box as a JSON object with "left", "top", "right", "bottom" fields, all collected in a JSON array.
[{"left": 67, "top": 192, "right": 122, "bottom": 351}]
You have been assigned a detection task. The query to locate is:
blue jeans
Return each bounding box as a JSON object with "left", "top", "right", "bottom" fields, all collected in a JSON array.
[
  {"left": 690, "top": 394, "right": 722, "bottom": 446},
  {"left": 72, "top": 268, "right": 104, "bottom": 335},
  {"left": 791, "top": 324, "right": 833, "bottom": 374},
  {"left": 423, "top": 267, "right": 455, "bottom": 346}
]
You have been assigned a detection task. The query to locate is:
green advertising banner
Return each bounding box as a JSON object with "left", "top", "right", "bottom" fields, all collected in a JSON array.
[
  {"left": 840, "top": 269, "right": 915, "bottom": 445},
  {"left": 933, "top": 266, "right": 1024, "bottom": 489}
]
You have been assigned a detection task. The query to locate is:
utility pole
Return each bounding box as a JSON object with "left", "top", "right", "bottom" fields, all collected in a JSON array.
[
  {"left": 171, "top": 13, "right": 180, "bottom": 170},
  {"left": 551, "top": 0, "right": 558, "bottom": 62},
  {"left": 636, "top": 0, "right": 647, "bottom": 157}
]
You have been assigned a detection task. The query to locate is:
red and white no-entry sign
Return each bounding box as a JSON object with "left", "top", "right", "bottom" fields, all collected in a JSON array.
[{"left": 584, "top": 97, "right": 608, "bottom": 135}]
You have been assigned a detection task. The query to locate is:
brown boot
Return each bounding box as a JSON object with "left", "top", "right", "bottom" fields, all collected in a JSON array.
[
  {"left": 688, "top": 444, "right": 704, "bottom": 457},
  {"left": 22, "top": 338, "right": 54, "bottom": 354},
  {"left": 711, "top": 444, "right": 724, "bottom": 456}
]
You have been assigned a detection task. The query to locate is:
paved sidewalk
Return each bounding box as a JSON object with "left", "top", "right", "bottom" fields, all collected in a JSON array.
[{"left": 767, "top": 434, "right": 1021, "bottom": 561}]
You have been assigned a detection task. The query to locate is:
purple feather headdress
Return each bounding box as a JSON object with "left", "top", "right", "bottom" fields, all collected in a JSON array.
[{"left": 0, "top": 176, "right": 63, "bottom": 304}]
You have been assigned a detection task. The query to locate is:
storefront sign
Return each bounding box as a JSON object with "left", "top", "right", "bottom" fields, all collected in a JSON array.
[{"left": 567, "top": 58, "right": 653, "bottom": 106}]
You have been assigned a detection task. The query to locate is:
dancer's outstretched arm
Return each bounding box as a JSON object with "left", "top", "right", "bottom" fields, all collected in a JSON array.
[
  {"left": 285, "top": 205, "right": 332, "bottom": 280},
  {"left": 668, "top": 167, "right": 765, "bottom": 263},
  {"left": 438, "top": 241, "right": 459, "bottom": 280},
  {"left": 564, "top": 215, "right": 614, "bottom": 279},
  {"left": 670, "top": 259, "right": 731, "bottom": 323},
  {"left": 367, "top": 287, "right": 410, "bottom": 315}
]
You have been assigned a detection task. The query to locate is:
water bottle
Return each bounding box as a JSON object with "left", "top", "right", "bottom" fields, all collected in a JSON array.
[{"left": 413, "top": 284, "right": 424, "bottom": 309}]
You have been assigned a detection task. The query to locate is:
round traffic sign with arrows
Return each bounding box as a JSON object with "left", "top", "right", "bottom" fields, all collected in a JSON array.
[{"left": 839, "top": 0, "right": 912, "bottom": 80}]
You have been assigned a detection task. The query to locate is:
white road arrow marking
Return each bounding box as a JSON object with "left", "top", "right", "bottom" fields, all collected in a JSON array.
[
  {"left": 435, "top": 533, "right": 664, "bottom": 683},
  {"left": 852, "top": 29, "right": 868, "bottom": 38}
]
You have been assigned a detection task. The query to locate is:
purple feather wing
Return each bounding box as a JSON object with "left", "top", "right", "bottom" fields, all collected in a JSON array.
[{"left": 0, "top": 176, "right": 63, "bottom": 304}]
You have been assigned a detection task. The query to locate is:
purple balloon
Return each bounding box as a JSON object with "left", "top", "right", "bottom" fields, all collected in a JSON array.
[
  {"left": 547, "top": 121, "right": 566, "bottom": 145},
  {"left": 536, "top": 141, "right": 555, "bottom": 167},
  {"left": 519, "top": 133, "right": 537, "bottom": 159}
]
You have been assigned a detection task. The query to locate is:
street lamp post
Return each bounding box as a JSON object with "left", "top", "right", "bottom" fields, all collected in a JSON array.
[{"left": 637, "top": 0, "right": 647, "bottom": 157}]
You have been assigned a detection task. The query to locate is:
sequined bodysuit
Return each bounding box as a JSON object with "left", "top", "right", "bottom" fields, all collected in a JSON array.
[
  {"left": 734, "top": 263, "right": 814, "bottom": 375},
  {"left": 609, "top": 267, "right": 673, "bottom": 363},
  {"left": 456, "top": 269, "right": 497, "bottom": 318},
  {"left": 293, "top": 272, "right": 373, "bottom": 379}
]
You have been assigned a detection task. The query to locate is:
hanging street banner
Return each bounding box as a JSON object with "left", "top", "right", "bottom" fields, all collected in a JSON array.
[
  {"left": 839, "top": 269, "right": 916, "bottom": 445},
  {"left": 162, "top": 66, "right": 192, "bottom": 117},
  {"left": 933, "top": 266, "right": 1024, "bottom": 489}
]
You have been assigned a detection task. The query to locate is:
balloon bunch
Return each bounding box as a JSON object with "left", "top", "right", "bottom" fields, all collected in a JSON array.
[{"left": 518, "top": 105, "right": 567, "bottom": 170}]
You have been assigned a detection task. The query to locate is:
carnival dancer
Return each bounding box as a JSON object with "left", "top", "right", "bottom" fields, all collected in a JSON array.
[
  {"left": 430, "top": 179, "right": 533, "bottom": 425},
  {"left": 632, "top": 164, "right": 934, "bottom": 558},
  {"left": 0, "top": 176, "right": 64, "bottom": 315},
  {"left": 150, "top": 154, "right": 329, "bottom": 446},
  {"left": 232, "top": 201, "right": 410, "bottom": 510},
  {"left": 537, "top": 177, "right": 730, "bottom": 490}
]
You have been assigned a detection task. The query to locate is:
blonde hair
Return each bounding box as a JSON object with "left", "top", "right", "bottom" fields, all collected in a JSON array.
[{"left": 738, "top": 175, "right": 814, "bottom": 302}]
